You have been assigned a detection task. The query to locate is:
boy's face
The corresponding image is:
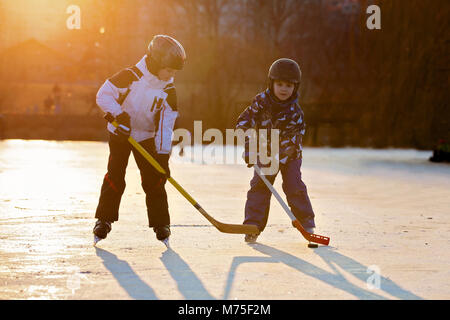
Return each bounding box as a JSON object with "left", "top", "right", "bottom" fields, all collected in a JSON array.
[
  {"left": 273, "top": 80, "right": 295, "bottom": 101},
  {"left": 157, "top": 67, "right": 177, "bottom": 81}
]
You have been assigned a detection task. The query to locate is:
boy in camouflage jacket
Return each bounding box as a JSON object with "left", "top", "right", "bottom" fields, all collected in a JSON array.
[{"left": 236, "top": 58, "right": 316, "bottom": 243}]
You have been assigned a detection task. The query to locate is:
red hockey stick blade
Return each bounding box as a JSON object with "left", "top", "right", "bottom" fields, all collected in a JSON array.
[{"left": 292, "top": 220, "right": 330, "bottom": 246}]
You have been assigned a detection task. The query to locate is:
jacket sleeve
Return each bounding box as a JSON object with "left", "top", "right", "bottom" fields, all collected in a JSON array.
[
  {"left": 236, "top": 99, "right": 262, "bottom": 164},
  {"left": 96, "top": 69, "right": 137, "bottom": 117},
  {"left": 154, "top": 83, "right": 179, "bottom": 154},
  {"left": 279, "top": 105, "right": 305, "bottom": 164},
  {"left": 236, "top": 99, "right": 260, "bottom": 130}
]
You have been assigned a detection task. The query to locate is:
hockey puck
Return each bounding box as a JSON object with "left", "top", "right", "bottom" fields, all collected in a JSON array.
[{"left": 308, "top": 243, "right": 319, "bottom": 248}]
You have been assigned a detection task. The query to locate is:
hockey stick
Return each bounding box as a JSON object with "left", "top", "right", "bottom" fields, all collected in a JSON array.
[
  {"left": 104, "top": 113, "right": 259, "bottom": 235},
  {"left": 253, "top": 164, "right": 330, "bottom": 245}
]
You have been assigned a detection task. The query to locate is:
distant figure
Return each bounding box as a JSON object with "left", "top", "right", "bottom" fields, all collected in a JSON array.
[
  {"left": 54, "top": 103, "right": 61, "bottom": 114},
  {"left": 44, "top": 95, "right": 54, "bottom": 114},
  {"left": 53, "top": 84, "right": 61, "bottom": 102},
  {"left": 53, "top": 84, "right": 62, "bottom": 114},
  {"left": 429, "top": 139, "right": 450, "bottom": 163}
]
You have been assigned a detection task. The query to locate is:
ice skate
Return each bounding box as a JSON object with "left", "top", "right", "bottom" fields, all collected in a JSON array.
[
  {"left": 245, "top": 233, "right": 259, "bottom": 243},
  {"left": 304, "top": 227, "right": 315, "bottom": 234},
  {"left": 161, "top": 238, "right": 170, "bottom": 248},
  {"left": 93, "top": 220, "right": 112, "bottom": 246},
  {"left": 154, "top": 225, "right": 171, "bottom": 247},
  {"left": 304, "top": 227, "right": 319, "bottom": 248},
  {"left": 93, "top": 235, "right": 102, "bottom": 246}
]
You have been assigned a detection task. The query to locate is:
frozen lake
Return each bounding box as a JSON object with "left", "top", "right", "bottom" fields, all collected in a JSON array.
[{"left": 0, "top": 140, "right": 449, "bottom": 299}]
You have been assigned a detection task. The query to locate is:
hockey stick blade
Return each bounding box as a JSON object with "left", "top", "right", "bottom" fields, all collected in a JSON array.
[
  {"left": 292, "top": 220, "right": 330, "bottom": 245},
  {"left": 196, "top": 204, "right": 260, "bottom": 234},
  {"left": 254, "top": 164, "right": 330, "bottom": 245}
]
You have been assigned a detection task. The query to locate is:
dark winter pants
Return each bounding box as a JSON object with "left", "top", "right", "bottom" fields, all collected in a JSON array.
[
  {"left": 244, "top": 158, "right": 315, "bottom": 232},
  {"left": 95, "top": 133, "right": 170, "bottom": 227}
]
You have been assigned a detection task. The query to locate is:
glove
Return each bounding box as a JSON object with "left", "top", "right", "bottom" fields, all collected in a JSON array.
[{"left": 114, "top": 112, "right": 131, "bottom": 140}]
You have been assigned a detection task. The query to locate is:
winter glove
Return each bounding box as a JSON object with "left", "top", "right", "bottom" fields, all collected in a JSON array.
[
  {"left": 114, "top": 112, "right": 131, "bottom": 140},
  {"left": 242, "top": 135, "right": 258, "bottom": 168}
]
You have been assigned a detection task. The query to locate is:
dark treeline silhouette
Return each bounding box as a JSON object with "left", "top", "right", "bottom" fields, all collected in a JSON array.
[{"left": 0, "top": 0, "right": 448, "bottom": 148}]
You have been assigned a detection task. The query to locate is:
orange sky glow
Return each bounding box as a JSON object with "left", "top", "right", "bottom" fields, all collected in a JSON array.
[{"left": 0, "top": 0, "right": 111, "bottom": 50}]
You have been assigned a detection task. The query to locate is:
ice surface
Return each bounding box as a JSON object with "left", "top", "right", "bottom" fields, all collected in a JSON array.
[{"left": 0, "top": 140, "right": 449, "bottom": 299}]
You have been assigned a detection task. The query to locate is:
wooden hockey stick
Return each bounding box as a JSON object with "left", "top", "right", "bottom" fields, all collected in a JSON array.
[
  {"left": 253, "top": 164, "right": 330, "bottom": 245},
  {"left": 105, "top": 113, "right": 259, "bottom": 235}
]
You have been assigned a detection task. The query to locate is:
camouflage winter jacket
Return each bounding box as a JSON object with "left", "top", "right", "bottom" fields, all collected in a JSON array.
[{"left": 236, "top": 89, "right": 305, "bottom": 164}]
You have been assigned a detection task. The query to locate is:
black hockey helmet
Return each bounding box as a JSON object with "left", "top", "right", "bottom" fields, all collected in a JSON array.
[
  {"left": 268, "top": 58, "right": 301, "bottom": 84},
  {"left": 267, "top": 58, "right": 302, "bottom": 100},
  {"left": 147, "top": 35, "right": 186, "bottom": 71}
]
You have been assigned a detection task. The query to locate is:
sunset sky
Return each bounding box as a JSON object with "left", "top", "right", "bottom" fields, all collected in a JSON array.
[{"left": 0, "top": 0, "right": 103, "bottom": 50}]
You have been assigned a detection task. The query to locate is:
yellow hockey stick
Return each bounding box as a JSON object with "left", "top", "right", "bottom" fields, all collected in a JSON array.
[{"left": 105, "top": 113, "right": 259, "bottom": 235}]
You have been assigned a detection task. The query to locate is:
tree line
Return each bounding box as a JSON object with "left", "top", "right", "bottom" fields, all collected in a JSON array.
[{"left": 1, "top": 0, "right": 448, "bottom": 148}]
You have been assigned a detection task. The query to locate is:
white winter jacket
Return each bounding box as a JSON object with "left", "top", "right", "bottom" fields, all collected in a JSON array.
[{"left": 96, "top": 55, "right": 178, "bottom": 153}]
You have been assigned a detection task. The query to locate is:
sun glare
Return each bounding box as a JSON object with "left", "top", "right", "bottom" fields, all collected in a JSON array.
[{"left": 1, "top": 0, "right": 89, "bottom": 49}]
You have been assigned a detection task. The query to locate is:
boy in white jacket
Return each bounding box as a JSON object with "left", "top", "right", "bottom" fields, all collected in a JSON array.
[{"left": 93, "top": 35, "right": 186, "bottom": 244}]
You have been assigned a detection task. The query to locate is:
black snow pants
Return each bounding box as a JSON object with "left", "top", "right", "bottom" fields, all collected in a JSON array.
[{"left": 95, "top": 133, "right": 170, "bottom": 227}]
